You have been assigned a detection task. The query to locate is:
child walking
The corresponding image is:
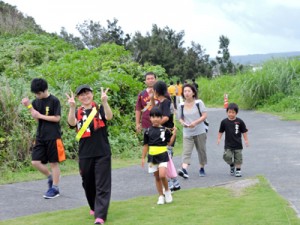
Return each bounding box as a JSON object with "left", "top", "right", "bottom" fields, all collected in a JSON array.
[
  {"left": 217, "top": 103, "right": 249, "bottom": 177},
  {"left": 141, "top": 107, "right": 176, "bottom": 205},
  {"left": 152, "top": 80, "right": 181, "bottom": 192},
  {"left": 21, "top": 78, "right": 66, "bottom": 199}
]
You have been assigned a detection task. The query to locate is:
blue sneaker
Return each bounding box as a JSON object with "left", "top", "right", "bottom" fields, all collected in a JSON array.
[
  {"left": 199, "top": 168, "right": 206, "bottom": 177},
  {"left": 178, "top": 168, "right": 189, "bottom": 178},
  {"left": 47, "top": 177, "right": 53, "bottom": 189},
  {"left": 43, "top": 187, "right": 60, "bottom": 199}
]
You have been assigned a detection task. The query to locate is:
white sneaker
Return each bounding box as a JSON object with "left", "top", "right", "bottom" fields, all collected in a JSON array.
[
  {"left": 164, "top": 190, "right": 173, "bottom": 203},
  {"left": 235, "top": 170, "right": 242, "bottom": 177},
  {"left": 157, "top": 195, "right": 165, "bottom": 205}
]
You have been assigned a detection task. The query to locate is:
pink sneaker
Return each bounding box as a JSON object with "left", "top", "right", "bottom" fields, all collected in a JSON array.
[
  {"left": 89, "top": 210, "right": 94, "bottom": 216},
  {"left": 94, "top": 218, "right": 104, "bottom": 224}
]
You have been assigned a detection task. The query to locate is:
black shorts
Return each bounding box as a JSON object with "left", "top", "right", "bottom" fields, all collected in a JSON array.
[
  {"left": 147, "top": 151, "right": 169, "bottom": 165},
  {"left": 32, "top": 139, "right": 66, "bottom": 163}
]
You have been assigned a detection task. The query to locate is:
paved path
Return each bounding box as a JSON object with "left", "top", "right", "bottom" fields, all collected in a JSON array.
[{"left": 1, "top": 108, "right": 300, "bottom": 221}]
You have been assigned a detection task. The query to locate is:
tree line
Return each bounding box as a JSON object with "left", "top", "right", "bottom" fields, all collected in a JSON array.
[
  {"left": 61, "top": 18, "right": 243, "bottom": 79},
  {"left": 0, "top": 1, "right": 241, "bottom": 79}
]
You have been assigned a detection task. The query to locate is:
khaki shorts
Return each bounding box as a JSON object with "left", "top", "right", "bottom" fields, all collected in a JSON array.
[{"left": 223, "top": 149, "right": 243, "bottom": 165}]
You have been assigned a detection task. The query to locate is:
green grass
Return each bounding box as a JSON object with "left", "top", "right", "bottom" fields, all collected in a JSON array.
[
  {"left": 256, "top": 109, "right": 300, "bottom": 121},
  {"left": 0, "top": 157, "right": 141, "bottom": 185},
  {"left": 0, "top": 127, "right": 183, "bottom": 185},
  {"left": 1, "top": 177, "right": 299, "bottom": 225}
]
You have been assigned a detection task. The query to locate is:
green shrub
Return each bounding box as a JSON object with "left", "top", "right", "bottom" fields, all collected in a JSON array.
[
  {"left": 0, "top": 42, "right": 169, "bottom": 172},
  {"left": 0, "top": 76, "right": 33, "bottom": 169}
]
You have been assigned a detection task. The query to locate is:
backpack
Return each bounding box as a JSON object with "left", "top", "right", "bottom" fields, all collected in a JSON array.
[{"left": 180, "top": 101, "right": 209, "bottom": 132}]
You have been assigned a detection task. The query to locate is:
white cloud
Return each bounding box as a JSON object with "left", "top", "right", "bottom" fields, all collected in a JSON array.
[{"left": 3, "top": 0, "right": 300, "bottom": 56}]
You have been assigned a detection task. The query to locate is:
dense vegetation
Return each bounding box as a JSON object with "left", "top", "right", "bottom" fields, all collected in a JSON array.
[
  {"left": 198, "top": 58, "right": 300, "bottom": 114},
  {"left": 1, "top": 1, "right": 300, "bottom": 174},
  {"left": 0, "top": 32, "right": 169, "bottom": 170}
]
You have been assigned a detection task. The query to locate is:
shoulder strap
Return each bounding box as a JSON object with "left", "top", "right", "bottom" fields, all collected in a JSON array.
[
  {"left": 181, "top": 104, "right": 184, "bottom": 119},
  {"left": 196, "top": 102, "right": 209, "bottom": 128},
  {"left": 196, "top": 102, "right": 202, "bottom": 117},
  {"left": 75, "top": 107, "right": 97, "bottom": 141}
]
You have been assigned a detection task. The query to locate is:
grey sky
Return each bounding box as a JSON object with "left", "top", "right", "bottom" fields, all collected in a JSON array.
[{"left": 3, "top": 0, "right": 300, "bottom": 56}]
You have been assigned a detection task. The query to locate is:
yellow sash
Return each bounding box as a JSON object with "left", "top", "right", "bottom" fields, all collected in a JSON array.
[
  {"left": 75, "top": 107, "right": 97, "bottom": 141},
  {"left": 149, "top": 146, "right": 167, "bottom": 155}
]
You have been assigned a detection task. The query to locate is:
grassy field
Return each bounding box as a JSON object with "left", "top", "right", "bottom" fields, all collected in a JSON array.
[{"left": 1, "top": 177, "right": 299, "bottom": 225}]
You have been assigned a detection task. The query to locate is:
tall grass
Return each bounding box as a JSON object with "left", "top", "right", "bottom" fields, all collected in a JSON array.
[
  {"left": 198, "top": 75, "right": 243, "bottom": 107},
  {"left": 0, "top": 76, "right": 33, "bottom": 170},
  {"left": 239, "top": 59, "right": 300, "bottom": 108},
  {"left": 198, "top": 58, "right": 300, "bottom": 112}
]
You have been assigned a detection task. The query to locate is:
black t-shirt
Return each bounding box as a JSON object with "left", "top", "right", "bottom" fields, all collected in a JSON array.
[
  {"left": 144, "top": 126, "right": 171, "bottom": 164},
  {"left": 157, "top": 99, "right": 174, "bottom": 128},
  {"left": 219, "top": 117, "right": 248, "bottom": 150},
  {"left": 32, "top": 94, "right": 62, "bottom": 140},
  {"left": 76, "top": 105, "right": 111, "bottom": 159}
]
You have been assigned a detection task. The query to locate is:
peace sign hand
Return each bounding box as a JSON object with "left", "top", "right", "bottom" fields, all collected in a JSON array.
[
  {"left": 101, "top": 87, "right": 109, "bottom": 103},
  {"left": 65, "top": 91, "right": 76, "bottom": 108}
]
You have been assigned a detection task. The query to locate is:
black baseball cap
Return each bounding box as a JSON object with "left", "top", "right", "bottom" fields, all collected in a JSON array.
[{"left": 75, "top": 84, "right": 93, "bottom": 96}]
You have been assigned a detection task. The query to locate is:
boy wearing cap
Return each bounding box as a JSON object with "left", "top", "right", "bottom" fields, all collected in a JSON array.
[
  {"left": 21, "top": 78, "right": 66, "bottom": 199},
  {"left": 67, "top": 84, "right": 113, "bottom": 225}
]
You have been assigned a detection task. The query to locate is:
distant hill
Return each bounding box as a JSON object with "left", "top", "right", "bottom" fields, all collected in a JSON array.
[{"left": 231, "top": 51, "right": 300, "bottom": 65}]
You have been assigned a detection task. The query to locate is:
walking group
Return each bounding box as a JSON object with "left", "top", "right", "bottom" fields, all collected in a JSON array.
[
  {"left": 21, "top": 73, "right": 248, "bottom": 224},
  {"left": 135, "top": 72, "right": 249, "bottom": 206}
]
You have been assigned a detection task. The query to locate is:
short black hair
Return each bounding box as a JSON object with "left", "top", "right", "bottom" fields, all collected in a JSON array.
[
  {"left": 150, "top": 106, "right": 162, "bottom": 117},
  {"left": 192, "top": 78, "right": 196, "bottom": 82},
  {"left": 170, "top": 81, "right": 174, "bottom": 85},
  {"left": 182, "top": 83, "right": 198, "bottom": 99},
  {"left": 144, "top": 72, "right": 156, "bottom": 79},
  {"left": 153, "top": 80, "right": 168, "bottom": 97},
  {"left": 31, "top": 78, "right": 48, "bottom": 93},
  {"left": 227, "top": 103, "right": 239, "bottom": 114}
]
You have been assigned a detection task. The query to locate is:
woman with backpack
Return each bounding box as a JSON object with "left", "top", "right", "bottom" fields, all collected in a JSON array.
[{"left": 177, "top": 83, "right": 208, "bottom": 178}]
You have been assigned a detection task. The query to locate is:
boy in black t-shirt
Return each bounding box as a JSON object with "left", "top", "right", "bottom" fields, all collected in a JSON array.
[
  {"left": 21, "top": 78, "right": 66, "bottom": 199},
  {"left": 217, "top": 103, "right": 249, "bottom": 177}
]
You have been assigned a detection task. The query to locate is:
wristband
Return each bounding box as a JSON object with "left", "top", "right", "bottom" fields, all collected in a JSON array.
[{"left": 27, "top": 104, "right": 32, "bottom": 109}]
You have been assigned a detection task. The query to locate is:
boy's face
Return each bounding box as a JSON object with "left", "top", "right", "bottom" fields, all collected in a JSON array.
[
  {"left": 34, "top": 91, "right": 48, "bottom": 99},
  {"left": 150, "top": 115, "right": 162, "bottom": 127},
  {"left": 227, "top": 109, "right": 237, "bottom": 120}
]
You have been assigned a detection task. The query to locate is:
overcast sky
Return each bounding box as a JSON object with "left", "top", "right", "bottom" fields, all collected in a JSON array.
[{"left": 3, "top": 0, "right": 300, "bottom": 56}]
